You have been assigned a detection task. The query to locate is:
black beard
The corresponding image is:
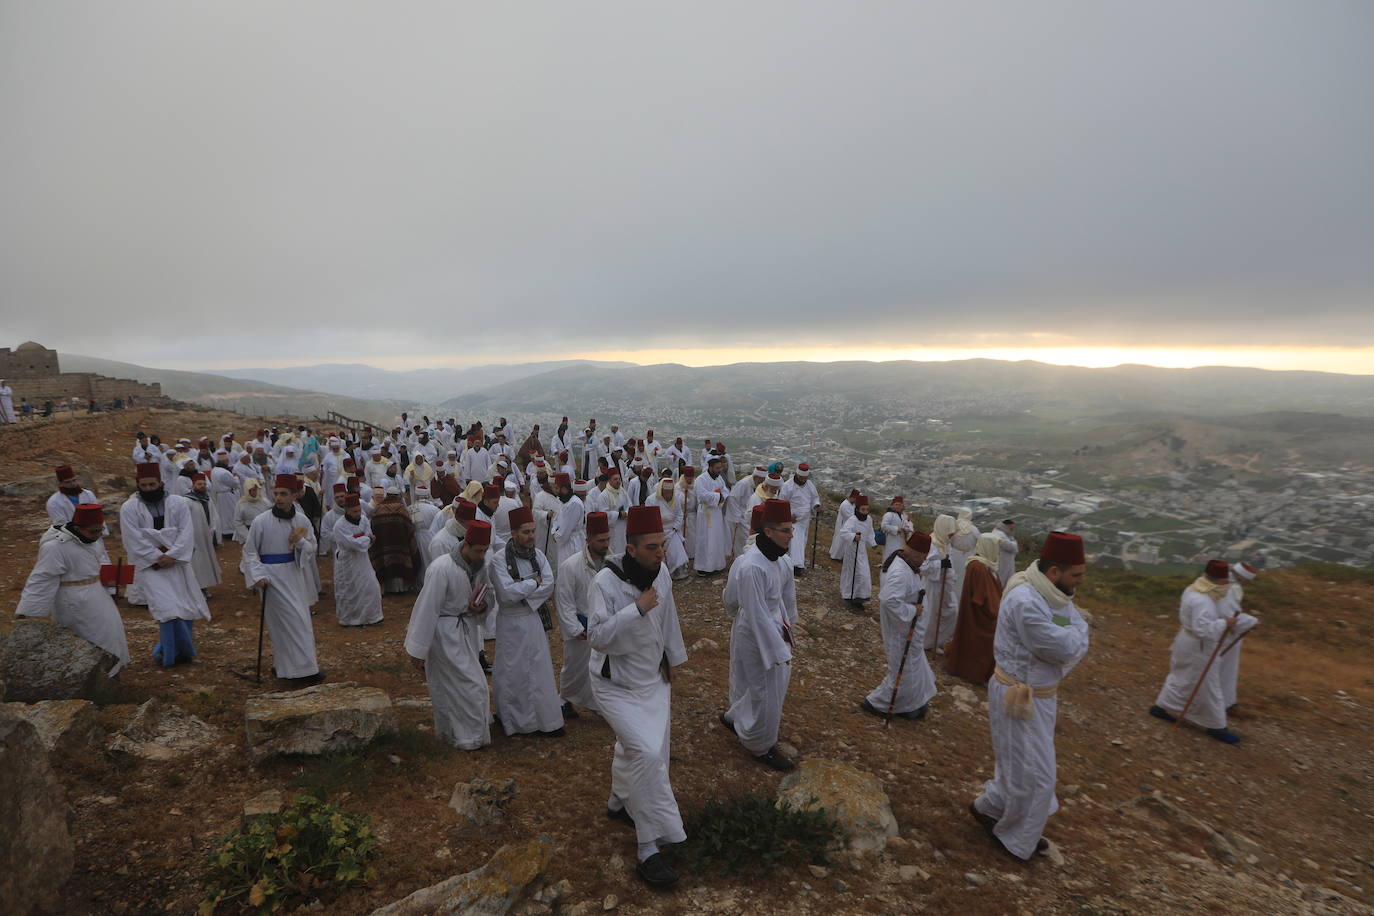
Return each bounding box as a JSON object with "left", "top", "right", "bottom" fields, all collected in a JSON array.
[{"left": 138, "top": 486, "right": 166, "bottom": 504}]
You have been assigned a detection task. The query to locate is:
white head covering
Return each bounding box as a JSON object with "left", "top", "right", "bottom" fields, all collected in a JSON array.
[
  {"left": 932, "top": 514, "right": 957, "bottom": 553},
  {"left": 1232, "top": 562, "right": 1257, "bottom": 581},
  {"left": 955, "top": 507, "right": 976, "bottom": 537}
]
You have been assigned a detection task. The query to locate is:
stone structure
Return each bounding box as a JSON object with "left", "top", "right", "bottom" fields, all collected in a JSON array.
[{"left": 0, "top": 341, "right": 165, "bottom": 407}]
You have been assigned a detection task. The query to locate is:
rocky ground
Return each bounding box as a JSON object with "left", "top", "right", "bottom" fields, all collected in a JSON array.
[{"left": 2, "top": 407, "right": 1372, "bottom": 915}]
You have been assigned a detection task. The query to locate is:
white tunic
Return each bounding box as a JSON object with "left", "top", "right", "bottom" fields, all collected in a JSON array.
[
  {"left": 588, "top": 487, "right": 630, "bottom": 553},
  {"left": 241, "top": 507, "right": 319, "bottom": 678},
  {"left": 829, "top": 499, "right": 855, "bottom": 560},
  {"left": 838, "top": 515, "right": 876, "bottom": 600},
  {"left": 405, "top": 553, "right": 494, "bottom": 749},
  {"left": 724, "top": 544, "right": 797, "bottom": 754},
  {"left": 1154, "top": 587, "right": 1256, "bottom": 729},
  {"left": 119, "top": 494, "right": 211, "bottom": 624},
  {"left": 486, "top": 545, "right": 562, "bottom": 734},
  {"left": 184, "top": 494, "right": 222, "bottom": 589},
  {"left": 879, "top": 510, "right": 913, "bottom": 562},
  {"left": 552, "top": 496, "right": 586, "bottom": 566},
  {"left": 532, "top": 489, "right": 561, "bottom": 563},
  {"left": 645, "top": 491, "right": 688, "bottom": 573},
  {"left": 588, "top": 558, "right": 689, "bottom": 847},
  {"left": 693, "top": 473, "right": 730, "bottom": 573},
  {"left": 17, "top": 526, "right": 130, "bottom": 674},
  {"left": 46, "top": 489, "right": 97, "bottom": 525},
  {"left": 865, "top": 557, "right": 936, "bottom": 714},
  {"left": 331, "top": 514, "right": 384, "bottom": 626},
  {"left": 209, "top": 467, "right": 240, "bottom": 536},
  {"left": 974, "top": 582, "right": 1090, "bottom": 860},
  {"left": 234, "top": 499, "right": 270, "bottom": 544},
  {"left": 1217, "top": 583, "right": 1258, "bottom": 708},
  {"left": 554, "top": 548, "right": 603, "bottom": 711},
  {"left": 920, "top": 553, "right": 960, "bottom": 650},
  {"left": 780, "top": 478, "right": 819, "bottom": 568}
]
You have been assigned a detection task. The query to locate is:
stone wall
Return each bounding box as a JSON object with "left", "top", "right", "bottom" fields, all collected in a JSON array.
[
  {"left": 0, "top": 342, "right": 167, "bottom": 408},
  {"left": 0, "top": 344, "right": 60, "bottom": 379}
]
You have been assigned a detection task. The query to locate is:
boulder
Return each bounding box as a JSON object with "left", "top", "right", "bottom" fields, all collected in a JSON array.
[
  {"left": 449, "top": 777, "right": 516, "bottom": 827},
  {"left": 1, "top": 621, "right": 118, "bottom": 702},
  {"left": 244, "top": 682, "right": 396, "bottom": 761},
  {"left": 369, "top": 835, "right": 554, "bottom": 915},
  {"left": 242, "top": 789, "right": 285, "bottom": 822},
  {"left": 776, "top": 758, "right": 898, "bottom": 853},
  {"left": 108, "top": 698, "right": 222, "bottom": 760},
  {"left": 2, "top": 699, "right": 102, "bottom": 757},
  {"left": 0, "top": 709, "right": 74, "bottom": 915}
]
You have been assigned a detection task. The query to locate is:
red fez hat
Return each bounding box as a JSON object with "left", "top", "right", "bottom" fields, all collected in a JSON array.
[
  {"left": 1041, "top": 531, "right": 1086, "bottom": 565},
  {"left": 683, "top": 466, "right": 696, "bottom": 478},
  {"left": 343, "top": 457, "right": 356, "bottom": 468},
  {"left": 55, "top": 465, "right": 76, "bottom": 483},
  {"left": 626, "top": 505, "right": 663, "bottom": 536},
  {"left": 341, "top": 493, "right": 360, "bottom": 508},
  {"left": 853, "top": 494, "right": 869, "bottom": 508},
  {"left": 465, "top": 519, "right": 493, "bottom": 546},
  {"left": 749, "top": 504, "right": 765, "bottom": 535},
  {"left": 762, "top": 498, "right": 792, "bottom": 525},
  {"left": 906, "top": 531, "right": 932, "bottom": 552},
  {"left": 192, "top": 472, "right": 207, "bottom": 482},
  {"left": 347, "top": 475, "right": 360, "bottom": 490},
  {"left": 848, "top": 488, "right": 861, "bottom": 500},
  {"left": 1205, "top": 559, "right": 1230, "bottom": 580},
  {"left": 455, "top": 500, "right": 477, "bottom": 522},
  {"left": 586, "top": 511, "right": 610, "bottom": 537},
  {"left": 332, "top": 482, "right": 347, "bottom": 493},
  {"left": 71, "top": 503, "right": 104, "bottom": 527},
  {"left": 508, "top": 505, "right": 534, "bottom": 529},
  {"left": 482, "top": 483, "right": 500, "bottom": 500},
  {"left": 554, "top": 472, "right": 571, "bottom": 487},
  {"left": 274, "top": 473, "right": 299, "bottom": 491},
  {"left": 606, "top": 466, "right": 621, "bottom": 479},
  {"left": 136, "top": 462, "right": 162, "bottom": 480},
  {"left": 766, "top": 473, "right": 782, "bottom": 487}
]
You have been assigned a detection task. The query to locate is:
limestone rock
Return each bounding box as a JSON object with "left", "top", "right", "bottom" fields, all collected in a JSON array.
[
  {"left": 1, "top": 621, "right": 117, "bottom": 702},
  {"left": 2, "top": 699, "right": 101, "bottom": 757},
  {"left": 689, "top": 637, "right": 720, "bottom": 652},
  {"left": 369, "top": 835, "right": 554, "bottom": 915},
  {"left": 244, "top": 682, "right": 396, "bottom": 761},
  {"left": 1041, "top": 839, "right": 1067, "bottom": 867},
  {"left": 108, "top": 698, "right": 222, "bottom": 760},
  {"left": 948, "top": 685, "right": 980, "bottom": 709},
  {"left": 242, "top": 789, "right": 285, "bottom": 821},
  {"left": 776, "top": 758, "right": 898, "bottom": 853},
  {"left": 449, "top": 777, "right": 516, "bottom": 827},
  {"left": 0, "top": 709, "right": 74, "bottom": 915}
]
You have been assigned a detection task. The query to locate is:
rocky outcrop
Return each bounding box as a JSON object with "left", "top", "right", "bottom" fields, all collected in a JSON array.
[
  {"left": 108, "top": 698, "right": 222, "bottom": 760},
  {"left": 0, "top": 708, "right": 74, "bottom": 915},
  {"left": 1, "top": 621, "right": 117, "bottom": 702},
  {"left": 369, "top": 836, "right": 554, "bottom": 915},
  {"left": 2, "top": 699, "right": 102, "bottom": 757},
  {"left": 450, "top": 777, "right": 517, "bottom": 827},
  {"left": 776, "top": 758, "right": 898, "bottom": 853},
  {"left": 244, "top": 682, "right": 396, "bottom": 761}
]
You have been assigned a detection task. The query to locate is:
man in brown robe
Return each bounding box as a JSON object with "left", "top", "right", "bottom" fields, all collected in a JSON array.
[
  {"left": 369, "top": 492, "right": 422, "bottom": 593},
  {"left": 945, "top": 533, "right": 1004, "bottom": 683}
]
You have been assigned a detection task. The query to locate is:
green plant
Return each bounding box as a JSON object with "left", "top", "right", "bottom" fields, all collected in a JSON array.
[
  {"left": 200, "top": 794, "right": 378, "bottom": 914},
  {"left": 675, "top": 794, "right": 842, "bottom": 877}
]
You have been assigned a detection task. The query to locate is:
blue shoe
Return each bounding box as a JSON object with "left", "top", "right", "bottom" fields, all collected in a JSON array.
[
  {"left": 1206, "top": 728, "right": 1240, "bottom": 744},
  {"left": 1149, "top": 705, "right": 1177, "bottom": 723}
]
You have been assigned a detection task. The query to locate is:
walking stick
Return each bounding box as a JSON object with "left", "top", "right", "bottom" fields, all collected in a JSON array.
[
  {"left": 1219, "top": 623, "right": 1254, "bottom": 658},
  {"left": 255, "top": 583, "right": 269, "bottom": 683},
  {"left": 930, "top": 561, "right": 951, "bottom": 650},
  {"left": 1174, "top": 622, "right": 1232, "bottom": 727},
  {"left": 810, "top": 511, "right": 819, "bottom": 569},
  {"left": 884, "top": 589, "right": 926, "bottom": 728}
]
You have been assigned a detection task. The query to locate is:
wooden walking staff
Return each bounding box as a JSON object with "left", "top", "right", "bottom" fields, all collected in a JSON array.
[
  {"left": 1174, "top": 620, "right": 1234, "bottom": 727},
  {"left": 809, "top": 508, "right": 819, "bottom": 568},
  {"left": 930, "top": 559, "right": 951, "bottom": 650},
  {"left": 849, "top": 537, "right": 861, "bottom": 599},
  {"left": 883, "top": 589, "right": 927, "bottom": 728},
  {"left": 255, "top": 583, "right": 269, "bottom": 684}
]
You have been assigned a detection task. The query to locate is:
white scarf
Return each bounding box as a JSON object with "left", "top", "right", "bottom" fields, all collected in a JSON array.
[{"left": 1005, "top": 562, "right": 1070, "bottom": 610}]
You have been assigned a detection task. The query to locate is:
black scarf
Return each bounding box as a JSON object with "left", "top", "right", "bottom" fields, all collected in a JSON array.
[
  {"left": 609, "top": 550, "right": 660, "bottom": 593},
  {"left": 755, "top": 531, "right": 787, "bottom": 561},
  {"left": 64, "top": 522, "right": 98, "bottom": 544},
  {"left": 271, "top": 506, "right": 295, "bottom": 521},
  {"left": 187, "top": 488, "right": 211, "bottom": 523},
  {"left": 478, "top": 501, "right": 497, "bottom": 519}
]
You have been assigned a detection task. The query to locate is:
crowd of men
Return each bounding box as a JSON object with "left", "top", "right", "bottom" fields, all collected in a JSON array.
[{"left": 14, "top": 413, "right": 1263, "bottom": 888}]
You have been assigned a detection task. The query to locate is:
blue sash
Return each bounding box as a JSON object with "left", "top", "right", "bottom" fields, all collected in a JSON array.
[{"left": 260, "top": 552, "right": 295, "bottom": 564}]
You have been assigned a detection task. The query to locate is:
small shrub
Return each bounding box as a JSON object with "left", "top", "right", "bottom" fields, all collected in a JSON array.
[
  {"left": 676, "top": 793, "right": 841, "bottom": 877},
  {"left": 200, "top": 794, "right": 378, "bottom": 914}
]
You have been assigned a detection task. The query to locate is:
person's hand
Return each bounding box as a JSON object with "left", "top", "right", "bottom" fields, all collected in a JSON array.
[
  {"left": 288, "top": 526, "right": 307, "bottom": 546},
  {"left": 941, "top": 557, "right": 952, "bottom": 569},
  {"left": 254, "top": 577, "right": 269, "bottom": 589},
  {"left": 154, "top": 555, "right": 175, "bottom": 569},
  {"left": 408, "top": 655, "right": 425, "bottom": 674},
  {"left": 576, "top": 633, "right": 587, "bottom": 640},
  {"left": 636, "top": 587, "right": 659, "bottom": 614},
  {"left": 853, "top": 534, "right": 861, "bottom": 543}
]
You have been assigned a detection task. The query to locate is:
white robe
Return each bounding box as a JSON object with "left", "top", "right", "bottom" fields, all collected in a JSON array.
[
  {"left": 331, "top": 515, "right": 384, "bottom": 626},
  {"left": 994, "top": 527, "right": 1018, "bottom": 587},
  {"left": 866, "top": 557, "right": 936, "bottom": 715},
  {"left": 209, "top": 467, "right": 240, "bottom": 537},
  {"left": 724, "top": 545, "right": 797, "bottom": 754},
  {"left": 486, "top": 545, "right": 562, "bottom": 734},
  {"left": 829, "top": 499, "right": 855, "bottom": 560},
  {"left": 17, "top": 527, "right": 130, "bottom": 674},
  {"left": 973, "top": 581, "right": 1090, "bottom": 860},
  {"left": 587, "top": 487, "right": 630, "bottom": 553},
  {"left": 234, "top": 499, "right": 270, "bottom": 545},
  {"left": 838, "top": 515, "right": 876, "bottom": 600},
  {"left": 46, "top": 489, "right": 97, "bottom": 525},
  {"left": 410, "top": 501, "right": 439, "bottom": 578},
  {"left": 491, "top": 495, "right": 523, "bottom": 543},
  {"left": 645, "top": 491, "right": 688, "bottom": 574},
  {"left": 184, "top": 494, "right": 222, "bottom": 589},
  {"left": 119, "top": 494, "right": 211, "bottom": 624},
  {"left": 555, "top": 548, "right": 603, "bottom": 711},
  {"left": 0, "top": 384, "right": 14, "bottom": 423},
  {"left": 920, "top": 552, "right": 960, "bottom": 651},
  {"left": 1217, "top": 583, "right": 1257, "bottom": 708},
  {"left": 693, "top": 474, "right": 730, "bottom": 573},
  {"left": 405, "top": 553, "right": 494, "bottom": 750},
  {"left": 241, "top": 507, "right": 319, "bottom": 678},
  {"left": 1154, "top": 587, "right": 1256, "bottom": 729},
  {"left": 726, "top": 477, "right": 756, "bottom": 558},
  {"left": 532, "top": 489, "right": 561, "bottom": 563},
  {"left": 879, "top": 510, "right": 912, "bottom": 563},
  {"left": 780, "top": 478, "right": 818, "bottom": 568},
  {"left": 552, "top": 496, "right": 586, "bottom": 567},
  {"left": 588, "top": 558, "right": 689, "bottom": 847}
]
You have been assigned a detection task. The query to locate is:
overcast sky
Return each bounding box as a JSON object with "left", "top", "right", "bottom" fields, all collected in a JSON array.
[{"left": 3, "top": 2, "right": 1372, "bottom": 372}]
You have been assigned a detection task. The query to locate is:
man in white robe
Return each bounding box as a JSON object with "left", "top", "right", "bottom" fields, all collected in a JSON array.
[
  {"left": 185, "top": 473, "right": 222, "bottom": 593},
  {"left": 971, "top": 532, "right": 1090, "bottom": 861},
  {"left": 829, "top": 490, "right": 860, "bottom": 560},
  {"left": 862, "top": 531, "right": 936, "bottom": 721},
  {"left": 879, "top": 496, "right": 914, "bottom": 564},
  {"left": 693, "top": 456, "right": 731, "bottom": 575},
  {"left": 120, "top": 463, "right": 211, "bottom": 667},
  {"left": 491, "top": 478, "right": 523, "bottom": 543},
  {"left": 949, "top": 508, "right": 981, "bottom": 592},
  {"left": 429, "top": 499, "right": 475, "bottom": 561},
  {"left": 645, "top": 473, "right": 689, "bottom": 580},
  {"left": 531, "top": 470, "right": 561, "bottom": 562},
  {"left": 588, "top": 505, "right": 688, "bottom": 887},
  {"left": 232, "top": 452, "right": 262, "bottom": 489},
  {"left": 721, "top": 499, "right": 799, "bottom": 771},
  {"left": 210, "top": 455, "right": 240, "bottom": 538},
  {"left": 47, "top": 465, "right": 98, "bottom": 525},
  {"left": 331, "top": 494, "right": 384, "bottom": 626},
  {"left": 555, "top": 511, "right": 610, "bottom": 717},
  {"left": 924, "top": 515, "right": 960, "bottom": 651},
  {"left": 242, "top": 474, "right": 321, "bottom": 683},
  {"left": 839, "top": 496, "right": 876, "bottom": 607},
  {"left": 594, "top": 468, "right": 630, "bottom": 553},
  {"left": 727, "top": 468, "right": 764, "bottom": 560},
  {"left": 0, "top": 378, "right": 14, "bottom": 423},
  {"left": 552, "top": 475, "right": 587, "bottom": 566},
  {"left": 17, "top": 503, "right": 130, "bottom": 674},
  {"left": 1218, "top": 562, "right": 1260, "bottom": 711},
  {"left": 405, "top": 519, "right": 496, "bottom": 750},
  {"left": 1150, "top": 560, "right": 1256, "bottom": 743},
  {"left": 993, "top": 519, "right": 1019, "bottom": 587},
  {"left": 458, "top": 435, "right": 490, "bottom": 485},
  {"left": 779, "top": 464, "right": 819, "bottom": 573},
  {"left": 487, "top": 505, "right": 563, "bottom": 737},
  {"left": 677, "top": 468, "right": 698, "bottom": 563}
]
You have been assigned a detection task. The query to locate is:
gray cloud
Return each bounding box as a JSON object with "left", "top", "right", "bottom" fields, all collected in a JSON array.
[{"left": 2, "top": 1, "right": 1372, "bottom": 365}]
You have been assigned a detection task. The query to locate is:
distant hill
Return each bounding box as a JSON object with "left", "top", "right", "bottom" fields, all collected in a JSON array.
[
  {"left": 61, "top": 353, "right": 400, "bottom": 426},
  {"left": 213, "top": 360, "right": 635, "bottom": 404}
]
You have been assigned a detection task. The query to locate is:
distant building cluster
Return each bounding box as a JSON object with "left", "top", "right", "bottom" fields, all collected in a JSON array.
[{"left": 0, "top": 341, "right": 166, "bottom": 411}]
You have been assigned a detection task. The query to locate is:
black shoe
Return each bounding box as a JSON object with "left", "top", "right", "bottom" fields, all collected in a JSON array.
[
  {"left": 536, "top": 727, "right": 567, "bottom": 738},
  {"left": 479, "top": 650, "right": 492, "bottom": 675},
  {"left": 1148, "top": 705, "right": 1177, "bottom": 723},
  {"left": 793, "top": 567, "right": 806, "bottom": 577},
  {"left": 1035, "top": 838, "right": 1050, "bottom": 854},
  {"left": 860, "top": 698, "right": 888, "bottom": 719},
  {"left": 718, "top": 712, "right": 737, "bottom": 734},
  {"left": 754, "top": 746, "right": 796, "bottom": 771},
  {"left": 606, "top": 806, "right": 635, "bottom": 829},
  {"left": 1206, "top": 727, "right": 1241, "bottom": 744},
  {"left": 636, "top": 852, "right": 678, "bottom": 887},
  {"left": 561, "top": 702, "right": 581, "bottom": 720},
  {"left": 968, "top": 801, "right": 998, "bottom": 835},
  {"left": 898, "top": 704, "right": 928, "bottom": 721}
]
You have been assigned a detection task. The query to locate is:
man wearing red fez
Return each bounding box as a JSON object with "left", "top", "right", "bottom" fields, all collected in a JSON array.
[
  {"left": 829, "top": 488, "right": 863, "bottom": 561},
  {"left": 406, "top": 519, "right": 496, "bottom": 750},
  {"left": 693, "top": 454, "right": 731, "bottom": 575},
  {"left": 1218, "top": 562, "right": 1260, "bottom": 712},
  {"left": 490, "top": 479, "right": 524, "bottom": 544},
  {"left": 778, "top": 463, "right": 819, "bottom": 574},
  {"left": 589, "top": 466, "right": 630, "bottom": 553},
  {"left": 862, "top": 530, "right": 937, "bottom": 722},
  {"left": 184, "top": 471, "right": 223, "bottom": 596},
  {"left": 332, "top": 493, "right": 383, "bottom": 627},
  {"left": 588, "top": 504, "right": 688, "bottom": 887},
  {"left": 486, "top": 502, "right": 562, "bottom": 737},
  {"left": 531, "top": 463, "right": 561, "bottom": 565},
  {"left": 458, "top": 433, "right": 490, "bottom": 486},
  {"left": 551, "top": 472, "right": 587, "bottom": 565},
  {"left": 971, "top": 531, "right": 1090, "bottom": 861},
  {"left": 727, "top": 468, "right": 763, "bottom": 560},
  {"left": 645, "top": 470, "right": 689, "bottom": 581},
  {"left": 1150, "top": 559, "right": 1256, "bottom": 744},
  {"left": 119, "top": 462, "right": 211, "bottom": 667},
  {"left": 721, "top": 498, "right": 799, "bottom": 772},
  {"left": 554, "top": 511, "right": 612, "bottom": 719},
  {"left": 18, "top": 502, "right": 131, "bottom": 674},
  {"left": 47, "top": 465, "right": 98, "bottom": 526},
  {"left": 241, "top": 472, "right": 321, "bottom": 684},
  {"left": 209, "top": 448, "right": 241, "bottom": 541},
  {"left": 839, "top": 495, "right": 877, "bottom": 608}
]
